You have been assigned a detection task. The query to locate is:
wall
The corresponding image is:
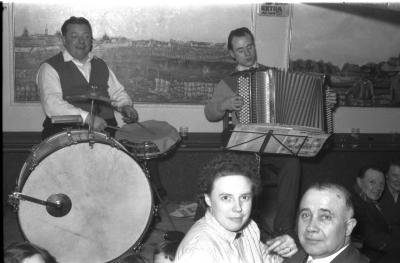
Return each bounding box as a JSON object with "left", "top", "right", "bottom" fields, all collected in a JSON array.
[
  {"left": 334, "top": 107, "right": 400, "bottom": 133},
  {"left": 3, "top": 3, "right": 400, "bottom": 133},
  {"left": 1, "top": 3, "right": 288, "bottom": 133}
]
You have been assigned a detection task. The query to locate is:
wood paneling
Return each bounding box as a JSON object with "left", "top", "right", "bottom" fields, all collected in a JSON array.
[{"left": 3, "top": 132, "right": 400, "bottom": 205}]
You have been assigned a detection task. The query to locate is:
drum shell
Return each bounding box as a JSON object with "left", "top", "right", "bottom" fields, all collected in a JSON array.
[
  {"left": 16, "top": 130, "right": 154, "bottom": 263},
  {"left": 115, "top": 120, "right": 181, "bottom": 159}
]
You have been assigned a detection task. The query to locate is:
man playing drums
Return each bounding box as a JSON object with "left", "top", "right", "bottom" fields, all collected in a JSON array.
[{"left": 36, "top": 16, "right": 138, "bottom": 140}]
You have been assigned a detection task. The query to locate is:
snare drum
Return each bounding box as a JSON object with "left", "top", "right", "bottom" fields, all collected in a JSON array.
[
  {"left": 115, "top": 120, "right": 181, "bottom": 159},
  {"left": 15, "top": 130, "right": 153, "bottom": 263}
]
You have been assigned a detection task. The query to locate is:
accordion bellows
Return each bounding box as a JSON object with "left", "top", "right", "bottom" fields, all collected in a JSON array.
[{"left": 234, "top": 69, "right": 333, "bottom": 133}]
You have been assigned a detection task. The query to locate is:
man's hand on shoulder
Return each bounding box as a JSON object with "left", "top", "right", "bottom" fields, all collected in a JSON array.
[{"left": 266, "top": 234, "right": 298, "bottom": 258}]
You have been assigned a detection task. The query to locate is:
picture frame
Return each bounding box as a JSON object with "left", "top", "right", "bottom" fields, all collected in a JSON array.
[
  {"left": 12, "top": 3, "right": 252, "bottom": 105},
  {"left": 288, "top": 3, "right": 400, "bottom": 108}
]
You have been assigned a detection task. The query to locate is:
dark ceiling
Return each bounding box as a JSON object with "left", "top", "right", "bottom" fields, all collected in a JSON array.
[{"left": 307, "top": 3, "right": 400, "bottom": 26}]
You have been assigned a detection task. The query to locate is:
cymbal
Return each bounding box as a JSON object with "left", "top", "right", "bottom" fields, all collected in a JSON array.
[{"left": 66, "top": 92, "right": 115, "bottom": 103}]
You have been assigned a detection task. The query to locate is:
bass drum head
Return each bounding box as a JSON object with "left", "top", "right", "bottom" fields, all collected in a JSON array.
[{"left": 18, "top": 141, "right": 153, "bottom": 263}]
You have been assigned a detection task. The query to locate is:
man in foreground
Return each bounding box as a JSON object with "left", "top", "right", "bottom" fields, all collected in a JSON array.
[{"left": 296, "top": 182, "right": 369, "bottom": 263}]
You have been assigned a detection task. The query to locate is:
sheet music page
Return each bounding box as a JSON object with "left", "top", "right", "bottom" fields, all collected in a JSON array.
[{"left": 226, "top": 124, "right": 331, "bottom": 157}]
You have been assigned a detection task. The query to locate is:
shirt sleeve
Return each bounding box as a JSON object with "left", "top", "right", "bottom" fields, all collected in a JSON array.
[
  {"left": 107, "top": 66, "right": 133, "bottom": 110},
  {"left": 36, "top": 63, "right": 89, "bottom": 123},
  {"left": 204, "top": 79, "right": 236, "bottom": 122}
]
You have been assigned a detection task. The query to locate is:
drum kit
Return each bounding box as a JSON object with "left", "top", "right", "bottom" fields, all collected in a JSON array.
[{"left": 8, "top": 89, "right": 182, "bottom": 263}]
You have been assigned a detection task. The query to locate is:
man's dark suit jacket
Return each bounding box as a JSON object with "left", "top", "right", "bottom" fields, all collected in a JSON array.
[{"left": 284, "top": 245, "right": 369, "bottom": 263}]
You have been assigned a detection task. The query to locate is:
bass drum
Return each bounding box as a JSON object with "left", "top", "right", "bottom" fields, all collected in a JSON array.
[{"left": 15, "top": 130, "right": 153, "bottom": 263}]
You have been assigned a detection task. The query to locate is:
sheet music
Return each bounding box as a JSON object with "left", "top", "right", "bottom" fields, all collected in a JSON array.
[{"left": 226, "top": 123, "right": 331, "bottom": 157}]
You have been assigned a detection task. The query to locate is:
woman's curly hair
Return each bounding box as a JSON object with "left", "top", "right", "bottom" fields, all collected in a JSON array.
[{"left": 197, "top": 152, "right": 262, "bottom": 201}]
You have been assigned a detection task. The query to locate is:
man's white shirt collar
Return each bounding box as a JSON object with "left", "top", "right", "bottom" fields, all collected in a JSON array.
[
  {"left": 62, "top": 50, "right": 93, "bottom": 65},
  {"left": 306, "top": 244, "right": 349, "bottom": 263}
]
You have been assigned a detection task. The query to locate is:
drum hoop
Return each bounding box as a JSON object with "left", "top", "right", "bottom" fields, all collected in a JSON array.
[
  {"left": 16, "top": 130, "right": 138, "bottom": 191},
  {"left": 15, "top": 130, "right": 155, "bottom": 262}
]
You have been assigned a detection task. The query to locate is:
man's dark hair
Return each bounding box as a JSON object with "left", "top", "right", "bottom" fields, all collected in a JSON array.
[
  {"left": 227, "top": 27, "right": 255, "bottom": 51},
  {"left": 153, "top": 238, "right": 182, "bottom": 261},
  {"left": 357, "top": 165, "right": 384, "bottom": 179},
  {"left": 4, "top": 241, "right": 57, "bottom": 263},
  {"left": 389, "top": 159, "right": 400, "bottom": 169},
  {"left": 61, "top": 16, "right": 92, "bottom": 36}
]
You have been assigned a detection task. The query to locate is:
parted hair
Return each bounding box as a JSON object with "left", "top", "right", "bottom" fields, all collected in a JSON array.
[
  {"left": 119, "top": 253, "right": 147, "bottom": 263},
  {"left": 153, "top": 240, "right": 181, "bottom": 261},
  {"left": 4, "top": 241, "right": 57, "bottom": 263}
]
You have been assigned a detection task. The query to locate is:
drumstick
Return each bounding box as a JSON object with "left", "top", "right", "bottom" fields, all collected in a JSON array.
[
  {"left": 106, "top": 125, "right": 124, "bottom": 131},
  {"left": 105, "top": 125, "right": 132, "bottom": 134}
]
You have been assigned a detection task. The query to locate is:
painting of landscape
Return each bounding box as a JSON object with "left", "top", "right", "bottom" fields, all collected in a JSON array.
[
  {"left": 289, "top": 4, "right": 400, "bottom": 107},
  {"left": 13, "top": 3, "right": 252, "bottom": 104}
]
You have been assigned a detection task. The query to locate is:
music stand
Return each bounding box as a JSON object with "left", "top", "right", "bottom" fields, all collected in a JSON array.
[{"left": 225, "top": 123, "right": 331, "bottom": 157}]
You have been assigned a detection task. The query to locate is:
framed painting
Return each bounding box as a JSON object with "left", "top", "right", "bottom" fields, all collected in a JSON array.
[
  {"left": 12, "top": 3, "right": 252, "bottom": 105},
  {"left": 288, "top": 3, "right": 400, "bottom": 107}
]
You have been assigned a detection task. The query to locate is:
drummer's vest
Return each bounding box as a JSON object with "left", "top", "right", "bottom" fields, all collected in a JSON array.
[{"left": 42, "top": 52, "right": 117, "bottom": 138}]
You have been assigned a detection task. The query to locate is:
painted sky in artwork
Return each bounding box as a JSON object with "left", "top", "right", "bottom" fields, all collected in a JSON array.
[
  {"left": 291, "top": 4, "right": 400, "bottom": 68},
  {"left": 14, "top": 3, "right": 252, "bottom": 43}
]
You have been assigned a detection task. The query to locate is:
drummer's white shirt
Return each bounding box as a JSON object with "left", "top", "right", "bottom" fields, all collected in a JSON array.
[{"left": 36, "top": 50, "right": 133, "bottom": 123}]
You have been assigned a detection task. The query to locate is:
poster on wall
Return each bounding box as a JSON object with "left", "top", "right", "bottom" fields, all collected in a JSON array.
[
  {"left": 13, "top": 3, "right": 252, "bottom": 105},
  {"left": 289, "top": 3, "right": 400, "bottom": 108}
]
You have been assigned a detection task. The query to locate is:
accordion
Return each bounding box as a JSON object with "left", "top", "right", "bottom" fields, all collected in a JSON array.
[
  {"left": 225, "top": 68, "right": 334, "bottom": 157},
  {"left": 229, "top": 68, "right": 333, "bottom": 133}
]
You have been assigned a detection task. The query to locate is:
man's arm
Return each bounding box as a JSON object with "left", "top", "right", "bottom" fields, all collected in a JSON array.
[
  {"left": 37, "top": 63, "right": 89, "bottom": 123},
  {"left": 204, "top": 79, "right": 240, "bottom": 122},
  {"left": 107, "top": 67, "right": 133, "bottom": 108},
  {"left": 107, "top": 67, "right": 138, "bottom": 123}
]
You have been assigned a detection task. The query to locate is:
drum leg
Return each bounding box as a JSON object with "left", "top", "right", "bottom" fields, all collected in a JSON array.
[
  {"left": 146, "top": 160, "right": 167, "bottom": 201},
  {"left": 141, "top": 160, "right": 177, "bottom": 231}
]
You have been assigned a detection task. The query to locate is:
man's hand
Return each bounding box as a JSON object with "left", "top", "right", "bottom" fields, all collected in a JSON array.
[
  {"left": 121, "top": 105, "right": 139, "bottom": 124},
  {"left": 85, "top": 115, "right": 107, "bottom": 131},
  {"left": 220, "top": 95, "right": 243, "bottom": 112},
  {"left": 266, "top": 234, "right": 298, "bottom": 258}
]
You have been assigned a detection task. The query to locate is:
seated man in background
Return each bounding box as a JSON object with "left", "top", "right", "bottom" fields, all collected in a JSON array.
[
  {"left": 296, "top": 182, "right": 368, "bottom": 263},
  {"left": 351, "top": 165, "right": 400, "bottom": 262},
  {"left": 4, "top": 241, "right": 57, "bottom": 263},
  {"left": 37, "top": 16, "right": 138, "bottom": 140},
  {"left": 379, "top": 159, "right": 400, "bottom": 262},
  {"left": 380, "top": 159, "right": 400, "bottom": 229},
  {"left": 175, "top": 152, "right": 297, "bottom": 263},
  {"left": 203, "top": 26, "right": 301, "bottom": 241}
]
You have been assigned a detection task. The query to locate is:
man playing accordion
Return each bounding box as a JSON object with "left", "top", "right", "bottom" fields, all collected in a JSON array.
[{"left": 203, "top": 27, "right": 302, "bottom": 242}]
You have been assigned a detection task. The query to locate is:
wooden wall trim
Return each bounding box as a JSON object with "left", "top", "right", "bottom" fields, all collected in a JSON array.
[{"left": 3, "top": 132, "right": 400, "bottom": 153}]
